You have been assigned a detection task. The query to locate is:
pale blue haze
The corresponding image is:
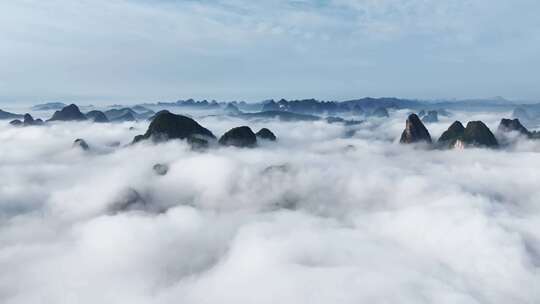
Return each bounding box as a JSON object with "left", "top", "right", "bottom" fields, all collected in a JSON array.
[{"left": 1, "top": 0, "right": 539, "bottom": 104}]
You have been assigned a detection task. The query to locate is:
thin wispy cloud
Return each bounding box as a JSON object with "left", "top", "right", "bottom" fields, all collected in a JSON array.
[{"left": 1, "top": 0, "right": 539, "bottom": 104}]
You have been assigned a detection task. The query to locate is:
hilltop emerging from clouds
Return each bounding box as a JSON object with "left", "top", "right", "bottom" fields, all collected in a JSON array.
[{"left": 1, "top": 99, "right": 540, "bottom": 303}]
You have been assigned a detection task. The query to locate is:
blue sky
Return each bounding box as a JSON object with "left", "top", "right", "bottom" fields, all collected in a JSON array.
[{"left": 1, "top": 0, "right": 540, "bottom": 104}]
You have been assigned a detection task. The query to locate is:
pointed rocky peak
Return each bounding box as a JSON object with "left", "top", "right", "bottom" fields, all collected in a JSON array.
[
  {"left": 462, "top": 121, "right": 498, "bottom": 148},
  {"left": 400, "top": 114, "right": 432, "bottom": 144},
  {"left": 48, "top": 104, "right": 87, "bottom": 121},
  {"left": 23, "top": 113, "right": 44, "bottom": 126},
  {"left": 10, "top": 114, "right": 43, "bottom": 127},
  {"left": 498, "top": 118, "right": 531, "bottom": 136},
  {"left": 438, "top": 121, "right": 465, "bottom": 147},
  {"left": 255, "top": 128, "right": 277, "bottom": 141},
  {"left": 438, "top": 121, "right": 499, "bottom": 149},
  {"left": 219, "top": 126, "right": 257, "bottom": 147},
  {"left": 23, "top": 114, "right": 34, "bottom": 124}
]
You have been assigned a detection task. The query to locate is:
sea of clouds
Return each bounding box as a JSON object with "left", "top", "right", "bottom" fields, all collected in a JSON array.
[{"left": 0, "top": 109, "right": 539, "bottom": 303}]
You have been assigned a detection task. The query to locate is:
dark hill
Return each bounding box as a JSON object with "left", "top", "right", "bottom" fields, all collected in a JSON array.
[
  {"left": 48, "top": 104, "right": 87, "bottom": 121},
  {"left": 219, "top": 126, "right": 257, "bottom": 147},
  {"left": 400, "top": 114, "right": 432, "bottom": 144},
  {"left": 133, "top": 112, "right": 215, "bottom": 147},
  {"left": 255, "top": 128, "right": 277, "bottom": 141},
  {"left": 438, "top": 121, "right": 465, "bottom": 147}
]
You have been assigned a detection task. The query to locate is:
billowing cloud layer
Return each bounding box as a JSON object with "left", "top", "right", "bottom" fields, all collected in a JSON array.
[
  {"left": 0, "top": 110, "right": 539, "bottom": 303},
  {"left": 1, "top": 0, "right": 540, "bottom": 103}
]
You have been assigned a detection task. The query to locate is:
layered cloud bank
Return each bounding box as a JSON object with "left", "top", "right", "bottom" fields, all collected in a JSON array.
[{"left": 0, "top": 111, "right": 539, "bottom": 303}]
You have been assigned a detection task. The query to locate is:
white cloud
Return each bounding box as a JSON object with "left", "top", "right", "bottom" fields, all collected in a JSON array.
[{"left": 0, "top": 109, "right": 539, "bottom": 303}]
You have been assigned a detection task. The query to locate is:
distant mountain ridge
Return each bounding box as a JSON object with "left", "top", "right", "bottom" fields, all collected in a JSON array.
[
  {"left": 25, "top": 96, "right": 536, "bottom": 121},
  {"left": 32, "top": 102, "right": 67, "bottom": 111},
  {"left": 0, "top": 109, "right": 23, "bottom": 120},
  {"left": 134, "top": 96, "right": 525, "bottom": 116}
]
